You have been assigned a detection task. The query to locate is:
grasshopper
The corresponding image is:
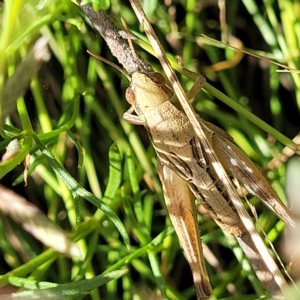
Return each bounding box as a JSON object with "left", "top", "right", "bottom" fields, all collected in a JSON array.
[
  {"left": 124, "top": 1, "right": 296, "bottom": 299},
  {"left": 88, "top": 1, "right": 296, "bottom": 298},
  {"left": 123, "top": 66, "right": 296, "bottom": 300}
]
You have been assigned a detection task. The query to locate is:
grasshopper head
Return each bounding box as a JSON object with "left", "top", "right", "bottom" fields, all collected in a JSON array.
[{"left": 126, "top": 71, "right": 173, "bottom": 112}]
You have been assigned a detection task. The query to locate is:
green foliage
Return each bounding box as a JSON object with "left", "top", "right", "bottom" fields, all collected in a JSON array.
[{"left": 0, "top": 0, "right": 299, "bottom": 299}]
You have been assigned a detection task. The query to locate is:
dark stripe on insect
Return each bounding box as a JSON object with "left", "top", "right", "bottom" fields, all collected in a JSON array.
[{"left": 155, "top": 149, "right": 193, "bottom": 180}]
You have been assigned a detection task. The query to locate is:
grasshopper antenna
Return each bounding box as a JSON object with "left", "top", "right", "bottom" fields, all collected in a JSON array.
[{"left": 87, "top": 50, "right": 131, "bottom": 81}]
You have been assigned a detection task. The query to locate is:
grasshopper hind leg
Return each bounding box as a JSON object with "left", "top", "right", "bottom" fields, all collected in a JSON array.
[{"left": 158, "top": 163, "right": 212, "bottom": 299}]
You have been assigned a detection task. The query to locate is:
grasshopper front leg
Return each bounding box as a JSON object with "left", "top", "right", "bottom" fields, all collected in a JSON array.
[{"left": 123, "top": 105, "right": 145, "bottom": 125}]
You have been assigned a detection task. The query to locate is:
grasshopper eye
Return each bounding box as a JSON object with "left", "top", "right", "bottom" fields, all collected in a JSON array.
[
  {"left": 125, "top": 87, "right": 136, "bottom": 105},
  {"left": 146, "top": 72, "right": 166, "bottom": 86}
]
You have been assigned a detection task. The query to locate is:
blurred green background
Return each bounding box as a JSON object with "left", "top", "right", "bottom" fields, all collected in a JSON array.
[{"left": 0, "top": 0, "right": 299, "bottom": 299}]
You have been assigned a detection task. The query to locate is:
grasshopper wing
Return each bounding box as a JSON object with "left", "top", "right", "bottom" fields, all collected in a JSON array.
[
  {"left": 158, "top": 162, "right": 212, "bottom": 299},
  {"left": 202, "top": 121, "right": 296, "bottom": 227}
]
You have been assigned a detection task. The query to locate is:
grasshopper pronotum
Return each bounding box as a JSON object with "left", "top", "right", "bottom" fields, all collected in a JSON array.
[{"left": 86, "top": 1, "right": 297, "bottom": 298}]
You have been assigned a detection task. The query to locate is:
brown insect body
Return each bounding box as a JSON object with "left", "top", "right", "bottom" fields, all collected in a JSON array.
[
  {"left": 124, "top": 71, "right": 295, "bottom": 299},
  {"left": 126, "top": 72, "right": 295, "bottom": 232}
]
